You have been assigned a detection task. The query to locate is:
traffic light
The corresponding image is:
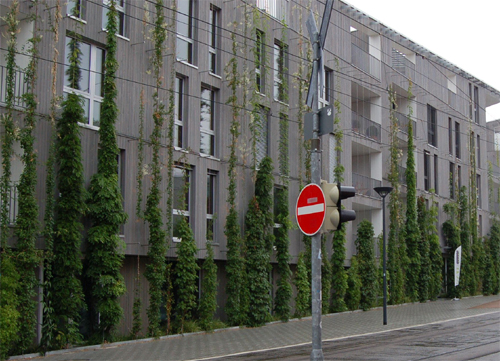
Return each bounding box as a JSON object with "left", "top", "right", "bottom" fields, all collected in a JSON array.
[{"left": 320, "top": 180, "right": 356, "bottom": 231}]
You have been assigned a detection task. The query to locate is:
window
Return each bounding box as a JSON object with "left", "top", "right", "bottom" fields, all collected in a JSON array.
[
  {"left": 479, "top": 215, "right": 482, "bottom": 237},
  {"left": 117, "top": 149, "right": 125, "bottom": 235},
  {"left": 474, "top": 85, "right": 479, "bottom": 123},
  {"left": 457, "top": 165, "right": 462, "bottom": 190},
  {"left": 273, "top": 40, "right": 288, "bottom": 102},
  {"left": 173, "top": 166, "right": 191, "bottom": 242},
  {"left": 102, "top": 0, "right": 126, "bottom": 37},
  {"left": 255, "top": 29, "right": 265, "bottom": 93},
  {"left": 477, "top": 134, "right": 481, "bottom": 166},
  {"left": 256, "top": 107, "right": 269, "bottom": 165},
  {"left": 208, "top": 4, "right": 220, "bottom": 75},
  {"left": 64, "top": 36, "right": 104, "bottom": 127},
  {"left": 468, "top": 83, "right": 473, "bottom": 119},
  {"left": 449, "top": 162, "right": 455, "bottom": 199},
  {"left": 455, "top": 121, "right": 460, "bottom": 159},
  {"left": 67, "top": 0, "right": 86, "bottom": 20},
  {"left": 273, "top": 186, "right": 285, "bottom": 228},
  {"left": 477, "top": 174, "right": 481, "bottom": 208},
  {"left": 424, "top": 151, "right": 430, "bottom": 191},
  {"left": 206, "top": 171, "right": 216, "bottom": 242},
  {"left": 448, "top": 118, "right": 453, "bottom": 155},
  {"left": 434, "top": 154, "right": 439, "bottom": 194},
  {"left": 200, "top": 87, "right": 216, "bottom": 156},
  {"left": 427, "top": 104, "right": 437, "bottom": 147},
  {"left": 256, "top": 0, "right": 287, "bottom": 20},
  {"left": 177, "top": 0, "right": 195, "bottom": 64},
  {"left": 174, "top": 76, "right": 185, "bottom": 148}
]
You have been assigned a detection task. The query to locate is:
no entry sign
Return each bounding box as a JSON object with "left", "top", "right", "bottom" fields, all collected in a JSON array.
[{"left": 296, "top": 183, "right": 326, "bottom": 236}]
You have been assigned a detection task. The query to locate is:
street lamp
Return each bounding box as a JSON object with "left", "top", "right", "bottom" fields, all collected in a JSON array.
[{"left": 374, "top": 186, "right": 393, "bottom": 325}]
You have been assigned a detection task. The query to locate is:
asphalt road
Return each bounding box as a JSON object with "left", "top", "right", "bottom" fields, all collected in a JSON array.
[{"left": 213, "top": 312, "right": 500, "bottom": 361}]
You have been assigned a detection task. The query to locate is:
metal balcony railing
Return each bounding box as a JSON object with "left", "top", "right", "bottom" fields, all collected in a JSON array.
[
  {"left": 0, "top": 65, "right": 28, "bottom": 108},
  {"left": 0, "top": 181, "right": 19, "bottom": 225},
  {"left": 352, "top": 173, "right": 381, "bottom": 198},
  {"left": 391, "top": 48, "right": 415, "bottom": 80},
  {"left": 352, "top": 111, "right": 381, "bottom": 142},
  {"left": 256, "top": 0, "right": 288, "bottom": 22},
  {"left": 351, "top": 44, "right": 380, "bottom": 79},
  {"left": 394, "top": 112, "right": 416, "bottom": 137}
]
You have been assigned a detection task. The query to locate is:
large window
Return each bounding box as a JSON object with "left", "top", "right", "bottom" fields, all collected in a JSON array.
[
  {"left": 200, "top": 87, "right": 216, "bottom": 156},
  {"left": 208, "top": 4, "right": 220, "bottom": 75},
  {"left": 255, "top": 29, "right": 265, "bottom": 93},
  {"left": 173, "top": 166, "right": 191, "bottom": 242},
  {"left": 477, "top": 174, "right": 482, "bottom": 208},
  {"left": 434, "top": 154, "right": 439, "bottom": 194},
  {"left": 448, "top": 117, "right": 453, "bottom": 155},
  {"left": 424, "top": 151, "right": 430, "bottom": 191},
  {"left": 64, "top": 36, "right": 104, "bottom": 127},
  {"left": 206, "top": 171, "right": 217, "bottom": 243},
  {"left": 67, "top": 0, "right": 86, "bottom": 20},
  {"left": 474, "top": 85, "right": 479, "bottom": 123},
  {"left": 256, "top": 107, "right": 269, "bottom": 165},
  {"left": 174, "top": 76, "right": 185, "bottom": 148},
  {"left": 177, "top": 0, "right": 195, "bottom": 64},
  {"left": 102, "top": 0, "right": 126, "bottom": 37},
  {"left": 427, "top": 104, "right": 437, "bottom": 147},
  {"left": 477, "top": 134, "right": 481, "bottom": 165},
  {"left": 455, "top": 121, "right": 460, "bottom": 159},
  {"left": 449, "top": 162, "right": 455, "bottom": 199},
  {"left": 273, "top": 40, "right": 288, "bottom": 102}
]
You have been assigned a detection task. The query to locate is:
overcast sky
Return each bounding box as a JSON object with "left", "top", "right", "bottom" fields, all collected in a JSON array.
[{"left": 344, "top": 0, "right": 500, "bottom": 121}]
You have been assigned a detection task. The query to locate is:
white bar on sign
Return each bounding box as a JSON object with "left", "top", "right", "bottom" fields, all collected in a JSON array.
[{"left": 298, "top": 203, "right": 324, "bottom": 216}]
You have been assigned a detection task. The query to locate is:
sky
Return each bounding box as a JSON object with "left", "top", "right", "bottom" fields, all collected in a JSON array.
[{"left": 344, "top": 0, "right": 500, "bottom": 122}]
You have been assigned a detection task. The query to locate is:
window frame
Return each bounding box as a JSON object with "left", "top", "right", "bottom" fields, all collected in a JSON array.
[
  {"left": 424, "top": 151, "right": 430, "bottom": 191},
  {"left": 273, "top": 40, "right": 288, "bottom": 103},
  {"left": 63, "top": 36, "right": 105, "bottom": 128},
  {"left": 206, "top": 170, "right": 217, "bottom": 243},
  {"left": 102, "top": 0, "right": 126, "bottom": 37},
  {"left": 176, "top": 0, "right": 195, "bottom": 64},
  {"left": 200, "top": 86, "right": 216, "bottom": 156},
  {"left": 449, "top": 162, "right": 456, "bottom": 199},
  {"left": 67, "top": 0, "right": 86, "bottom": 21},
  {"left": 255, "top": 29, "right": 265, "bottom": 94},
  {"left": 174, "top": 76, "right": 185, "bottom": 149},
  {"left": 434, "top": 154, "right": 439, "bottom": 194},
  {"left": 172, "top": 165, "right": 192, "bottom": 243},
  {"left": 256, "top": 106, "right": 269, "bottom": 165},
  {"left": 208, "top": 4, "right": 220, "bottom": 75},
  {"left": 427, "top": 104, "right": 437, "bottom": 147},
  {"left": 455, "top": 121, "right": 460, "bottom": 159}
]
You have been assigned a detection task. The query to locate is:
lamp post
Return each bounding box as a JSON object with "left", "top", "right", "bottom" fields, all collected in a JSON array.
[{"left": 374, "top": 186, "right": 392, "bottom": 325}]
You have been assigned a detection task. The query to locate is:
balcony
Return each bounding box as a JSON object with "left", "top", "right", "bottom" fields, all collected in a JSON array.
[
  {"left": 352, "top": 173, "right": 381, "bottom": 198},
  {"left": 391, "top": 48, "right": 415, "bottom": 80},
  {"left": 0, "top": 181, "right": 19, "bottom": 225},
  {"left": 351, "top": 44, "right": 380, "bottom": 79},
  {"left": 256, "top": 0, "right": 288, "bottom": 22},
  {"left": 352, "top": 111, "right": 381, "bottom": 142},
  {"left": 0, "top": 65, "right": 27, "bottom": 108},
  {"left": 394, "top": 111, "right": 416, "bottom": 137}
]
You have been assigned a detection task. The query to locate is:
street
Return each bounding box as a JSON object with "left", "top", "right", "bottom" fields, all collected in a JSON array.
[{"left": 213, "top": 312, "right": 500, "bottom": 360}]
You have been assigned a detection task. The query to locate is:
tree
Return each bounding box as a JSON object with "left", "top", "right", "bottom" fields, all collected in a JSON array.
[
  {"left": 198, "top": 241, "right": 218, "bottom": 331},
  {"left": 355, "top": 220, "right": 378, "bottom": 311},
  {"left": 443, "top": 202, "right": 461, "bottom": 299},
  {"left": 85, "top": 0, "right": 127, "bottom": 342},
  {"left": 50, "top": 32, "right": 86, "bottom": 348},
  {"left": 458, "top": 187, "right": 473, "bottom": 296},
  {"left": 330, "top": 224, "right": 348, "bottom": 312},
  {"left": 294, "top": 252, "right": 310, "bottom": 318},
  {"left": 483, "top": 221, "right": 500, "bottom": 295},
  {"left": 404, "top": 111, "right": 421, "bottom": 303},
  {"left": 144, "top": 0, "right": 167, "bottom": 337}
]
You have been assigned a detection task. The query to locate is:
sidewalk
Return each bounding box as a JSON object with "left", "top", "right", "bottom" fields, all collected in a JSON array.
[{"left": 13, "top": 294, "right": 500, "bottom": 361}]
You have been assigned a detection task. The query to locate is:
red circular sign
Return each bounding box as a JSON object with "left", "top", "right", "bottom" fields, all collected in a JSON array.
[{"left": 296, "top": 183, "right": 326, "bottom": 236}]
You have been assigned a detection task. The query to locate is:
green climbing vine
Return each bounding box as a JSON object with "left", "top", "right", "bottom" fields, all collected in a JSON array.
[
  {"left": 198, "top": 241, "right": 218, "bottom": 331},
  {"left": 355, "top": 220, "right": 378, "bottom": 311},
  {"left": 387, "top": 86, "right": 406, "bottom": 304},
  {"left": 416, "top": 196, "right": 430, "bottom": 302},
  {"left": 404, "top": 81, "right": 421, "bottom": 303},
  {"left": 14, "top": 1, "right": 41, "bottom": 353},
  {"left": 144, "top": 0, "right": 167, "bottom": 337},
  {"left": 85, "top": 0, "right": 127, "bottom": 342}
]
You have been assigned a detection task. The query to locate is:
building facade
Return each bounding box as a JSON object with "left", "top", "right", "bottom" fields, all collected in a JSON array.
[{"left": 1, "top": 0, "right": 499, "bottom": 338}]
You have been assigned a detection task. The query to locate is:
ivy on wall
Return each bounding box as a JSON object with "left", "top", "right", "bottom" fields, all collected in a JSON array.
[{"left": 355, "top": 220, "right": 378, "bottom": 311}]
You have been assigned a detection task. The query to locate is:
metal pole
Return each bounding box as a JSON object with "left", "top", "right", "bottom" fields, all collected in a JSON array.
[
  {"left": 382, "top": 195, "right": 387, "bottom": 326},
  {"left": 310, "top": 31, "right": 324, "bottom": 361}
]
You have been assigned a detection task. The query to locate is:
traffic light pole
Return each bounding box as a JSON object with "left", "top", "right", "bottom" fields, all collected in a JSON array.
[{"left": 310, "top": 31, "right": 324, "bottom": 361}]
